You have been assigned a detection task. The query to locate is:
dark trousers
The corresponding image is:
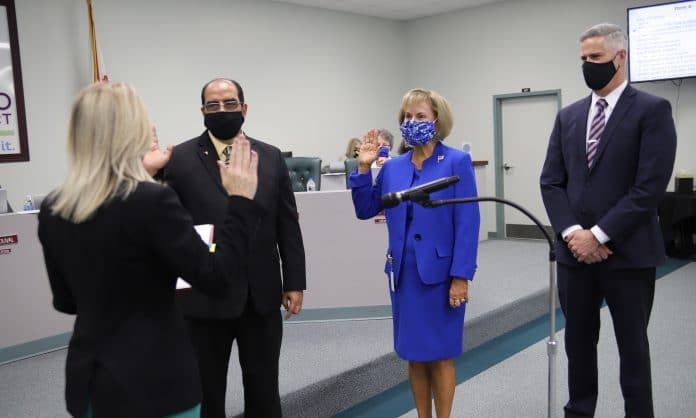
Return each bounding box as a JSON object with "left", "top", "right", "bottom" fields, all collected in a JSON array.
[
  {"left": 186, "top": 306, "right": 283, "bottom": 418},
  {"left": 557, "top": 263, "right": 656, "bottom": 418}
]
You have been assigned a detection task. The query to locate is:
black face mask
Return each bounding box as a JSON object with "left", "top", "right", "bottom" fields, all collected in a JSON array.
[
  {"left": 204, "top": 111, "right": 244, "bottom": 140},
  {"left": 582, "top": 55, "right": 618, "bottom": 91}
]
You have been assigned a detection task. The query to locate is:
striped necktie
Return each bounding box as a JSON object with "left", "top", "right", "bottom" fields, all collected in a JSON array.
[
  {"left": 587, "top": 98, "right": 607, "bottom": 168},
  {"left": 222, "top": 146, "right": 231, "bottom": 165}
]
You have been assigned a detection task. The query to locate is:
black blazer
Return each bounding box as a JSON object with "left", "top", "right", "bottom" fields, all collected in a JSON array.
[
  {"left": 163, "top": 132, "right": 306, "bottom": 318},
  {"left": 38, "top": 182, "right": 259, "bottom": 418},
  {"left": 541, "top": 85, "right": 677, "bottom": 268}
]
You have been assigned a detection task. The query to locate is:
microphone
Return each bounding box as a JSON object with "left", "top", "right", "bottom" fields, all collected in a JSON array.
[{"left": 381, "top": 175, "right": 460, "bottom": 208}]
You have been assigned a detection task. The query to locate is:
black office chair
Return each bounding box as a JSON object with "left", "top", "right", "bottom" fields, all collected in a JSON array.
[
  {"left": 344, "top": 158, "right": 359, "bottom": 189},
  {"left": 285, "top": 157, "right": 322, "bottom": 192}
]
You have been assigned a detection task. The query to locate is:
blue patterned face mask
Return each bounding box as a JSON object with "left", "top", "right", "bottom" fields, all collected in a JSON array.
[{"left": 400, "top": 120, "right": 436, "bottom": 146}]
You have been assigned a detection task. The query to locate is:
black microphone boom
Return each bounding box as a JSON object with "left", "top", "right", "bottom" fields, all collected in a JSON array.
[{"left": 380, "top": 175, "right": 460, "bottom": 208}]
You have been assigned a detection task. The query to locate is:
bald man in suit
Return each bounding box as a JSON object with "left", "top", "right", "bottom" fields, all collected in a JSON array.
[{"left": 152, "top": 78, "right": 306, "bottom": 418}]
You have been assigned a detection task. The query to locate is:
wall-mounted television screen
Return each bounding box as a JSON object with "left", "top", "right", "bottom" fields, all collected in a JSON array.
[{"left": 627, "top": 0, "right": 696, "bottom": 83}]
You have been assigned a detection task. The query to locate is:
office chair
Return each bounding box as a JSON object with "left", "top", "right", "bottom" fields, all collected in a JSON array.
[
  {"left": 285, "top": 157, "right": 322, "bottom": 192},
  {"left": 344, "top": 158, "right": 359, "bottom": 189}
]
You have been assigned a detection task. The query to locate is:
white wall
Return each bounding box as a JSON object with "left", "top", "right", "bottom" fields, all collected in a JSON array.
[
  {"left": 1, "top": 0, "right": 406, "bottom": 208},
  {"left": 404, "top": 0, "right": 696, "bottom": 234},
  {"left": 1, "top": 0, "right": 694, "bottom": 225}
]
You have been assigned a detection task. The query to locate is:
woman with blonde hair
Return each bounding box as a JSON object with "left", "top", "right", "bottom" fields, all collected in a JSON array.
[
  {"left": 340, "top": 137, "right": 362, "bottom": 161},
  {"left": 350, "top": 88, "right": 480, "bottom": 418},
  {"left": 38, "top": 82, "right": 259, "bottom": 418}
]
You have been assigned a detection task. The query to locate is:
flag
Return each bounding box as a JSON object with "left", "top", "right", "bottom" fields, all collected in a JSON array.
[{"left": 87, "top": 0, "right": 108, "bottom": 82}]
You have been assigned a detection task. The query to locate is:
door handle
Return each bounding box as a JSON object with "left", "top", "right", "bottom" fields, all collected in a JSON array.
[{"left": 503, "top": 163, "right": 514, "bottom": 171}]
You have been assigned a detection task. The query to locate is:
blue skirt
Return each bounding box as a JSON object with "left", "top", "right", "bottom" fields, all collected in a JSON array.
[{"left": 390, "top": 233, "right": 465, "bottom": 361}]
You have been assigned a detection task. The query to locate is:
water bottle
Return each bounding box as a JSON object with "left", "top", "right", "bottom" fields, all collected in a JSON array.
[
  {"left": 22, "top": 195, "right": 34, "bottom": 211},
  {"left": 306, "top": 177, "right": 316, "bottom": 192}
]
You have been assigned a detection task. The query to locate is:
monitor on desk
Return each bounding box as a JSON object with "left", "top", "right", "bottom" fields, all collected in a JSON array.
[
  {"left": 0, "top": 188, "right": 7, "bottom": 214},
  {"left": 322, "top": 161, "right": 345, "bottom": 174},
  {"left": 32, "top": 194, "right": 47, "bottom": 210}
]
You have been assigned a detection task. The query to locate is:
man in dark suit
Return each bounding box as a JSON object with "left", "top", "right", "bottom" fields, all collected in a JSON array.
[
  {"left": 540, "top": 23, "right": 676, "bottom": 418},
  {"left": 161, "top": 78, "right": 306, "bottom": 418}
]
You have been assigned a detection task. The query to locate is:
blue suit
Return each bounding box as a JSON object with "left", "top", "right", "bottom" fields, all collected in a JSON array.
[
  {"left": 350, "top": 141, "right": 480, "bottom": 360},
  {"left": 540, "top": 84, "right": 676, "bottom": 418},
  {"left": 541, "top": 85, "right": 676, "bottom": 268}
]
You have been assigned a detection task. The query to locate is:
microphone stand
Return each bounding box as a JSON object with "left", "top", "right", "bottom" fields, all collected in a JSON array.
[{"left": 420, "top": 195, "right": 558, "bottom": 418}]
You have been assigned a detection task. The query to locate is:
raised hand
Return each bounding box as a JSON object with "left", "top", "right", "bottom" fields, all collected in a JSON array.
[
  {"left": 357, "top": 128, "right": 379, "bottom": 173},
  {"left": 143, "top": 126, "right": 173, "bottom": 176},
  {"left": 217, "top": 137, "right": 258, "bottom": 199}
]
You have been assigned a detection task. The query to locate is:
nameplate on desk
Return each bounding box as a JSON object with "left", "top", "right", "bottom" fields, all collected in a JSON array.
[
  {"left": 0, "top": 234, "right": 18, "bottom": 256},
  {"left": 0, "top": 234, "right": 18, "bottom": 245}
]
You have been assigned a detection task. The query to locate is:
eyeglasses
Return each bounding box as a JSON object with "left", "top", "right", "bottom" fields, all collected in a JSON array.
[{"left": 203, "top": 99, "right": 243, "bottom": 112}]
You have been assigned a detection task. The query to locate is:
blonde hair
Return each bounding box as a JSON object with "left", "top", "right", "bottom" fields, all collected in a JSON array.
[
  {"left": 398, "top": 88, "right": 453, "bottom": 140},
  {"left": 344, "top": 137, "right": 361, "bottom": 159},
  {"left": 51, "top": 82, "right": 153, "bottom": 223}
]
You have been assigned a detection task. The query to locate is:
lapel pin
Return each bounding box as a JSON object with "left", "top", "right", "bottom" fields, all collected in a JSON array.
[
  {"left": 203, "top": 150, "right": 209, "bottom": 155},
  {"left": 437, "top": 155, "right": 445, "bottom": 163}
]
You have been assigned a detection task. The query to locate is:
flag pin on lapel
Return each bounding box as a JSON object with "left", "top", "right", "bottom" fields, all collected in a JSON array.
[{"left": 437, "top": 155, "right": 444, "bottom": 163}]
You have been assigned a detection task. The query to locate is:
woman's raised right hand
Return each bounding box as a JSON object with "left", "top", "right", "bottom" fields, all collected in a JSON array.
[
  {"left": 357, "top": 128, "right": 379, "bottom": 173},
  {"left": 218, "top": 137, "right": 258, "bottom": 199}
]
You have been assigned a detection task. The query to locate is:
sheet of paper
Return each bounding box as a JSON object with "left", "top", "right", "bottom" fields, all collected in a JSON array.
[{"left": 176, "top": 224, "right": 214, "bottom": 290}]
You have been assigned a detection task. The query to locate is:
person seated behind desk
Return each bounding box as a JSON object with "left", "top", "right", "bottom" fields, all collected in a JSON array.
[
  {"left": 339, "top": 137, "right": 361, "bottom": 162},
  {"left": 373, "top": 128, "right": 394, "bottom": 168}
]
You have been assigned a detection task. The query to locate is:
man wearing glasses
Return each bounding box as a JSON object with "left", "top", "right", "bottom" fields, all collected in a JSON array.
[{"left": 158, "top": 78, "right": 306, "bottom": 418}]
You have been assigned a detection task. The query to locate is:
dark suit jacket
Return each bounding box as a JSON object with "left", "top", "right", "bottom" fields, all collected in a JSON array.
[
  {"left": 540, "top": 85, "right": 677, "bottom": 268},
  {"left": 350, "top": 141, "right": 480, "bottom": 286},
  {"left": 163, "top": 132, "right": 306, "bottom": 318},
  {"left": 38, "top": 182, "right": 259, "bottom": 418}
]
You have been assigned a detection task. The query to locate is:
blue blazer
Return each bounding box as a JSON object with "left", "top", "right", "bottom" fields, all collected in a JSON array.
[
  {"left": 350, "top": 141, "right": 480, "bottom": 287},
  {"left": 540, "top": 85, "right": 677, "bottom": 268}
]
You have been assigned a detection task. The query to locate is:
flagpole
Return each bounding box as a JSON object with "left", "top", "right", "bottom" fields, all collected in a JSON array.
[{"left": 87, "top": 0, "right": 100, "bottom": 82}]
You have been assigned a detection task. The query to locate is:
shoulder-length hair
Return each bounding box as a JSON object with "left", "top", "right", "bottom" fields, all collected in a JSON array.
[
  {"left": 344, "top": 137, "right": 361, "bottom": 159},
  {"left": 50, "top": 82, "right": 153, "bottom": 223},
  {"left": 398, "top": 88, "right": 454, "bottom": 140}
]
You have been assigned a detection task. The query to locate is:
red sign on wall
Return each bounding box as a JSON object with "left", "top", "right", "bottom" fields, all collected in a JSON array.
[{"left": 0, "top": 234, "right": 18, "bottom": 245}]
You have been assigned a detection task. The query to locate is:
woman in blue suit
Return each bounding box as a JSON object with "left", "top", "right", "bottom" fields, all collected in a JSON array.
[{"left": 350, "top": 88, "right": 480, "bottom": 418}]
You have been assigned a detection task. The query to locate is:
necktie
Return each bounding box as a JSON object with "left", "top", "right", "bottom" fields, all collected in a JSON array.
[
  {"left": 587, "top": 98, "right": 607, "bottom": 168},
  {"left": 222, "top": 146, "right": 231, "bottom": 166}
]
